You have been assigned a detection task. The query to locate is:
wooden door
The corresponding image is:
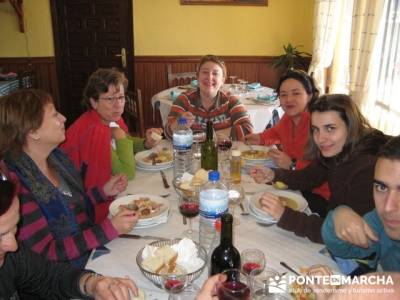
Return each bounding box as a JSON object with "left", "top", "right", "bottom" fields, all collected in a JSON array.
[{"left": 50, "top": 0, "right": 134, "bottom": 126}]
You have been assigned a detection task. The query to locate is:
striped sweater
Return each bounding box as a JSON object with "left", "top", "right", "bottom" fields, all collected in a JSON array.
[
  {"left": 165, "top": 89, "right": 253, "bottom": 141},
  {"left": 6, "top": 149, "right": 118, "bottom": 267}
]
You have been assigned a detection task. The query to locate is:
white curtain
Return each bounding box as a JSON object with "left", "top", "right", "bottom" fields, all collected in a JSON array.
[{"left": 308, "top": 0, "right": 343, "bottom": 93}]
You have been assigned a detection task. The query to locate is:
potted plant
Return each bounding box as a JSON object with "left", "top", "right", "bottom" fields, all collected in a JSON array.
[{"left": 272, "top": 43, "right": 311, "bottom": 71}]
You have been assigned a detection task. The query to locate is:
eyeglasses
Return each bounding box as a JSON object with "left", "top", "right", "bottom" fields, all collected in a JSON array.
[{"left": 98, "top": 95, "right": 128, "bottom": 104}]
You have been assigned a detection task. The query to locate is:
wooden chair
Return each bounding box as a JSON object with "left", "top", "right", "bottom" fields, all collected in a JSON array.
[
  {"left": 166, "top": 64, "right": 197, "bottom": 88},
  {"left": 18, "top": 70, "right": 36, "bottom": 89},
  {"left": 123, "top": 89, "right": 145, "bottom": 137}
]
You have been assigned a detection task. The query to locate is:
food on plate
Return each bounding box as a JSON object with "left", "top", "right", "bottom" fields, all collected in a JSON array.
[
  {"left": 242, "top": 150, "right": 269, "bottom": 160},
  {"left": 118, "top": 197, "right": 163, "bottom": 218},
  {"left": 150, "top": 131, "right": 163, "bottom": 141},
  {"left": 274, "top": 181, "right": 288, "bottom": 190},
  {"left": 279, "top": 196, "right": 298, "bottom": 210},
  {"left": 290, "top": 281, "right": 316, "bottom": 300},
  {"left": 143, "top": 151, "right": 172, "bottom": 164}
]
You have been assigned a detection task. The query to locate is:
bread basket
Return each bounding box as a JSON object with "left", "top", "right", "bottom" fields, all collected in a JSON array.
[{"left": 136, "top": 238, "right": 207, "bottom": 289}]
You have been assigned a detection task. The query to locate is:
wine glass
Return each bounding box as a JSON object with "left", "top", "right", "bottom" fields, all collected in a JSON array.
[
  {"left": 217, "top": 134, "right": 232, "bottom": 180},
  {"left": 227, "top": 182, "right": 245, "bottom": 225},
  {"left": 241, "top": 249, "right": 266, "bottom": 275},
  {"left": 169, "top": 283, "right": 201, "bottom": 300},
  {"left": 249, "top": 268, "right": 285, "bottom": 300},
  {"left": 161, "top": 268, "right": 188, "bottom": 294},
  {"left": 178, "top": 184, "right": 200, "bottom": 240},
  {"left": 217, "top": 268, "right": 251, "bottom": 300}
]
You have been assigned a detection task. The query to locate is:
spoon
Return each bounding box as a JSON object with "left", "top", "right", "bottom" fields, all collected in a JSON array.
[{"left": 280, "top": 261, "right": 300, "bottom": 276}]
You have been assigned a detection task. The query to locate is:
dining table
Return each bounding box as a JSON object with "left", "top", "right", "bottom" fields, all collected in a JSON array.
[
  {"left": 151, "top": 84, "right": 283, "bottom": 133},
  {"left": 85, "top": 144, "right": 340, "bottom": 300}
]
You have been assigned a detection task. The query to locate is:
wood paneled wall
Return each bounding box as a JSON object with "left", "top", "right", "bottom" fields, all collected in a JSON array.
[
  {"left": 0, "top": 56, "right": 293, "bottom": 129},
  {"left": 134, "top": 56, "right": 286, "bottom": 128},
  {"left": 0, "top": 57, "right": 59, "bottom": 107}
]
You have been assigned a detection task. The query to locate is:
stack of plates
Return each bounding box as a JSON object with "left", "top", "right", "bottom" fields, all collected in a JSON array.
[
  {"left": 241, "top": 145, "right": 276, "bottom": 174},
  {"left": 109, "top": 194, "right": 170, "bottom": 229},
  {"left": 135, "top": 149, "right": 173, "bottom": 171},
  {"left": 248, "top": 190, "right": 308, "bottom": 225}
]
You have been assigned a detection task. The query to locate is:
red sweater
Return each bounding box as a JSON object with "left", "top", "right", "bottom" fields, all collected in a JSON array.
[{"left": 260, "top": 112, "right": 330, "bottom": 200}]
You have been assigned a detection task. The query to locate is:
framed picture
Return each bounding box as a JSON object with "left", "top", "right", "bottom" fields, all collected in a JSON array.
[{"left": 180, "top": 0, "right": 267, "bottom": 6}]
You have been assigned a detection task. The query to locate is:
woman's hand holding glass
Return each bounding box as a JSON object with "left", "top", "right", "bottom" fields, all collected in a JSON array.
[
  {"left": 268, "top": 149, "right": 292, "bottom": 169},
  {"left": 259, "top": 192, "right": 285, "bottom": 220},
  {"left": 110, "top": 206, "right": 139, "bottom": 234},
  {"left": 249, "top": 166, "right": 275, "bottom": 184},
  {"left": 196, "top": 274, "right": 227, "bottom": 300},
  {"left": 103, "top": 174, "right": 128, "bottom": 197}
]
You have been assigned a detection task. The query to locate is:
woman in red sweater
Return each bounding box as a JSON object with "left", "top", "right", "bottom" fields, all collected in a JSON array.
[{"left": 246, "top": 70, "right": 330, "bottom": 217}]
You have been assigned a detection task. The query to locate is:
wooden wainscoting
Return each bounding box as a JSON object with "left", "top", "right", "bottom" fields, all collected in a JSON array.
[
  {"left": 134, "top": 56, "right": 287, "bottom": 129},
  {"left": 0, "top": 57, "right": 59, "bottom": 107}
]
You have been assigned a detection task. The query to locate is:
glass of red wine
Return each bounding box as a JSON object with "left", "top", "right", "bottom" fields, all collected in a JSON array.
[
  {"left": 178, "top": 184, "right": 200, "bottom": 240},
  {"left": 249, "top": 267, "right": 282, "bottom": 300},
  {"left": 161, "top": 271, "right": 188, "bottom": 294},
  {"left": 217, "top": 268, "right": 251, "bottom": 300},
  {"left": 241, "top": 249, "right": 266, "bottom": 275}
]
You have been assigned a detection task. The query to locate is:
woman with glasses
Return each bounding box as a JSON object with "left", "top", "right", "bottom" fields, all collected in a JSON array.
[
  {"left": 0, "top": 167, "right": 139, "bottom": 299},
  {"left": 61, "top": 68, "right": 162, "bottom": 223},
  {"left": 0, "top": 89, "right": 138, "bottom": 267},
  {"left": 165, "top": 54, "right": 253, "bottom": 141}
]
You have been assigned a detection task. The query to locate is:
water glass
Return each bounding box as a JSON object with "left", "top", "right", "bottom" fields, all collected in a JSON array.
[
  {"left": 249, "top": 268, "right": 282, "bottom": 299},
  {"left": 227, "top": 182, "right": 245, "bottom": 224},
  {"left": 192, "top": 129, "right": 206, "bottom": 173},
  {"left": 217, "top": 134, "right": 232, "bottom": 180},
  {"left": 169, "top": 283, "right": 200, "bottom": 300},
  {"left": 241, "top": 249, "right": 266, "bottom": 275},
  {"left": 217, "top": 268, "right": 251, "bottom": 300}
]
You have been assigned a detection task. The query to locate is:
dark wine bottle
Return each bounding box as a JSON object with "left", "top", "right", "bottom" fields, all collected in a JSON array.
[
  {"left": 201, "top": 120, "right": 218, "bottom": 171},
  {"left": 210, "top": 213, "right": 241, "bottom": 276}
]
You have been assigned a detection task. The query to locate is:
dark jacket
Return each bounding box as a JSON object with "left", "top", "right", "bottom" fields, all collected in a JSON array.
[
  {"left": 274, "top": 130, "right": 389, "bottom": 243},
  {"left": 0, "top": 244, "right": 89, "bottom": 300}
]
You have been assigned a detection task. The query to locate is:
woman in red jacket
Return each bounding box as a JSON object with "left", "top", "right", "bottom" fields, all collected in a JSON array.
[{"left": 246, "top": 69, "right": 330, "bottom": 217}]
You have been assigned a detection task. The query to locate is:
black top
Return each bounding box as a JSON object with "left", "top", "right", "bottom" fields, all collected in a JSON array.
[{"left": 0, "top": 244, "right": 90, "bottom": 300}]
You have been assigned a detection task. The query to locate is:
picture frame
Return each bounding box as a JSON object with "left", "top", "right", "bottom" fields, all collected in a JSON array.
[{"left": 180, "top": 0, "right": 267, "bottom": 6}]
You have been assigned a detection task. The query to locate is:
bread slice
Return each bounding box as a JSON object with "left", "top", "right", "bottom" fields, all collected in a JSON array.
[
  {"left": 154, "top": 246, "right": 178, "bottom": 266},
  {"left": 132, "top": 288, "right": 146, "bottom": 300},
  {"left": 142, "top": 256, "right": 164, "bottom": 274}
]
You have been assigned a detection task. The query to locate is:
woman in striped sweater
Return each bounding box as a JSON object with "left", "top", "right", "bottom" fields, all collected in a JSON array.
[
  {"left": 165, "top": 54, "right": 253, "bottom": 141},
  {"left": 0, "top": 89, "right": 138, "bottom": 267}
]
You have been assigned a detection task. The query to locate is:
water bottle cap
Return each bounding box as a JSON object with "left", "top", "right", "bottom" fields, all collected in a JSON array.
[
  {"left": 178, "top": 117, "right": 187, "bottom": 125},
  {"left": 208, "top": 170, "right": 220, "bottom": 181},
  {"left": 231, "top": 150, "right": 241, "bottom": 157}
]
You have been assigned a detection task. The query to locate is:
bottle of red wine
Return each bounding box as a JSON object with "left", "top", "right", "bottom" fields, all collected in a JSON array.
[
  {"left": 210, "top": 213, "right": 241, "bottom": 276},
  {"left": 201, "top": 120, "right": 218, "bottom": 171}
]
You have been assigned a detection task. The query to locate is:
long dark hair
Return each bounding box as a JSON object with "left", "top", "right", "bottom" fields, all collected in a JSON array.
[
  {"left": 305, "top": 94, "right": 374, "bottom": 162},
  {"left": 277, "top": 69, "right": 319, "bottom": 104}
]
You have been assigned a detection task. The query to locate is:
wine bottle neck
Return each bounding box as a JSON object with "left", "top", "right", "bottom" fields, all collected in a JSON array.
[
  {"left": 206, "top": 122, "right": 213, "bottom": 141},
  {"left": 220, "top": 222, "right": 233, "bottom": 245}
]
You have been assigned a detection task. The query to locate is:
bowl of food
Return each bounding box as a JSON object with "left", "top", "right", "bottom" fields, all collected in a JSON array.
[
  {"left": 136, "top": 238, "right": 207, "bottom": 289},
  {"left": 173, "top": 169, "right": 209, "bottom": 199},
  {"left": 241, "top": 145, "right": 271, "bottom": 163}
]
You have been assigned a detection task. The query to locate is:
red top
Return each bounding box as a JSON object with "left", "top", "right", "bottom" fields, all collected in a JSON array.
[{"left": 260, "top": 112, "right": 330, "bottom": 200}]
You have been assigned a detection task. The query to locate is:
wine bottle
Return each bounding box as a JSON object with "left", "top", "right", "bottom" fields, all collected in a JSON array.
[
  {"left": 201, "top": 120, "right": 218, "bottom": 171},
  {"left": 210, "top": 213, "right": 241, "bottom": 276}
]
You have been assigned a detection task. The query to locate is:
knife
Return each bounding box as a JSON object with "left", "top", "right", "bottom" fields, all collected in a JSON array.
[
  {"left": 160, "top": 171, "right": 170, "bottom": 188},
  {"left": 119, "top": 234, "right": 167, "bottom": 240}
]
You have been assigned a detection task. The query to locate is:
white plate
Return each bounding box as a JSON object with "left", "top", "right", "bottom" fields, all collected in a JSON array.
[
  {"left": 249, "top": 190, "right": 308, "bottom": 219},
  {"left": 109, "top": 194, "right": 170, "bottom": 225},
  {"left": 136, "top": 163, "right": 173, "bottom": 172},
  {"left": 248, "top": 204, "right": 277, "bottom": 225},
  {"left": 135, "top": 149, "right": 173, "bottom": 167}
]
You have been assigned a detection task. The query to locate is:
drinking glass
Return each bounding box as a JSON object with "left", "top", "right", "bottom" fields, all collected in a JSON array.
[
  {"left": 217, "top": 134, "right": 232, "bottom": 180},
  {"left": 229, "top": 75, "right": 238, "bottom": 95},
  {"left": 169, "top": 283, "right": 201, "bottom": 300},
  {"left": 178, "top": 184, "right": 200, "bottom": 240},
  {"left": 192, "top": 129, "right": 206, "bottom": 173},
  {"left": 161, "top": 267, "right": 188, "bottom": 294},
  {"left": 241, "top": 249, "right": 266, "bottom": 275},
  {"left": 217, "top": 268, "right": 251, "bottom": 300},
  {"left": 227, "top": 182, "right": 245, "bottom": 224},
  {"left": 249, "top": 267, "right": 282, "bottom": 300}
]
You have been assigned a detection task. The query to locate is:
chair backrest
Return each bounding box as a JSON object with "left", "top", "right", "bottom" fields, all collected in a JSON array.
[
  {"left": 18, "top": 70, "right": 36, "bottom": 89},
  {"left": 166, "top": 64, "right": 197, "bottom": 88},
  {"left": 123, "top": 89, "right": 145, "bottom": 137}
]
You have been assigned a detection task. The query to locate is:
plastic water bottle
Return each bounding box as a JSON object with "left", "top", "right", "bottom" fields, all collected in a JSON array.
[
  {"left": 199, "top": 171, "right": 229, "bottom": 254},
  {"left": 173, "top": 117, "right": 193, "bottom": 178}
]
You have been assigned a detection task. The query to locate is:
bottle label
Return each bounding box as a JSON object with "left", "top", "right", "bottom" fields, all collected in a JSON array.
[
  {"left": 173, "top": 133, "right": 193, "bottom": 150},
  {"left": 199, "top": 189, "right": 228, "bottom": 218}
]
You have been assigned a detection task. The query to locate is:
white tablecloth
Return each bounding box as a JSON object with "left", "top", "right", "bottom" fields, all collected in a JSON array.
[
  {"left": 151, "top": 85, "right": 282, "bottom": 133},
  {"left": 85, "top": 167, "right": 339, "bottom": 300}
]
